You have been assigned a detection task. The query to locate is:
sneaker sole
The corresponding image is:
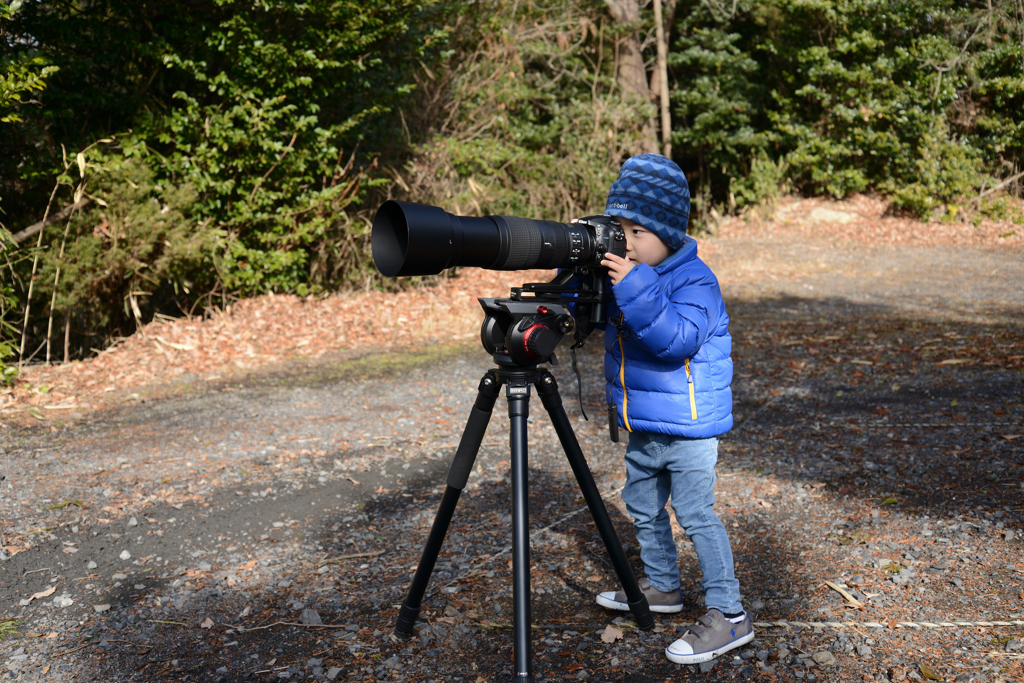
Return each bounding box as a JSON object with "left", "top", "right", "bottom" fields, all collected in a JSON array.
[
  {"left": 665, "top": 629, "right": 755, "bottom": 665},
  {"left": 595, "top": 594, "right": 683, "bottom": 614}
]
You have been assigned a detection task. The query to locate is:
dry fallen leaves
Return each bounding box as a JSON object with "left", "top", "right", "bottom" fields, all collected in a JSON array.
[
  {"left": 200, "top": 617, "right": 214, "bottom": 629},
  {"left": 821, "top": 580, "right": 865, "bottom": 609},
  {"left": 26, "top": 585, "right": 57, "bottom": 602},
  {"left": 600, "top": 625, "right": 624, "bottom": 643}
]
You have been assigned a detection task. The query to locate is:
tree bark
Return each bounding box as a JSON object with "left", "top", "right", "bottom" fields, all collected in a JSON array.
[
  {"left": 648, "top": 0, "right": 677, "bottom": 102},
  {"left": 9, "top": 198, "right": 91, "bottom": 246},
  {"left": 604, "top": 0, "right": 659, "bottom": 154},
  {"left": 653, "top": 0, "right": 672, "bottom": 157}
]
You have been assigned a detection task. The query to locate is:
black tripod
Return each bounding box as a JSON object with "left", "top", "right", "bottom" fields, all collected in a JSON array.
[{"left": 394, "top": 299, "right": 654, "bottom": 681}]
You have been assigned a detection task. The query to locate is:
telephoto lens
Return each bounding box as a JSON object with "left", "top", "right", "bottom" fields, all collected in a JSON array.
[{"left": 372, "top": 200, "right": 617, "bottom": 277}]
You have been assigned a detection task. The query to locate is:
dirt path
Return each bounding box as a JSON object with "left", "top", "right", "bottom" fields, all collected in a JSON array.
[{"left": 1, "top": 199, "right": 1022, "bottom": 683}]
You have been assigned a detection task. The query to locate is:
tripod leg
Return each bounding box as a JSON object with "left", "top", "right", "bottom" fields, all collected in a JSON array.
[
  {"left": 506, "top": 377, "right": 535, "bottom": 681},
  {"left": 535, "top": 371, "right": 655, "bottom": 631},
  {"left": 394, "top": 371, "right": 501, "bottom": 637}
]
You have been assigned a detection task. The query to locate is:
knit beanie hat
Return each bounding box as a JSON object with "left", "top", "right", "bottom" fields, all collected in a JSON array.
[{"left": 604, "top": 153, "right": 690, "bottom": 251}]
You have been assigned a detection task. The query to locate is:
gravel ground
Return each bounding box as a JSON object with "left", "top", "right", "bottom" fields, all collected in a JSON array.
[{"left": 1, "top": 198, "right": 1022, "bottom": 683}]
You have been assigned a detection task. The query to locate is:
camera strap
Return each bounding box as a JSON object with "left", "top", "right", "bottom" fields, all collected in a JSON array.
[{"left": 569, "top": 340, "right": 589, "bottom": 422}]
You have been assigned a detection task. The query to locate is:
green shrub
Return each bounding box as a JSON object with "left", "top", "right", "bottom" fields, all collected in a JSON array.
[
  {"left": 401, "top": 1, "right": 651, "bottom": 223},
  {"left": 29, "top": 153, "right": 217, "bottom": 341},
  {"left": 670, "top": 0, "right": 1024, "bottom": 218}
]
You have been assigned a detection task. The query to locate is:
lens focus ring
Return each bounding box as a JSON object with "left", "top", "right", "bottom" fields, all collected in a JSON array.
[{"left": 497, "top": 215, "right": 544, "bottom": 270}]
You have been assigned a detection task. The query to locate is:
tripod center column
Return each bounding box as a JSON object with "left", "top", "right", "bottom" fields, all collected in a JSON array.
[{"left": 506, "top": 379, "right": 535, "bottom": 680}]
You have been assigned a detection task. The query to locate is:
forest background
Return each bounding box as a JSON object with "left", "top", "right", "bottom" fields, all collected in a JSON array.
[{"left": 1, "top": 0, "right": 1022, "bottom": 376}]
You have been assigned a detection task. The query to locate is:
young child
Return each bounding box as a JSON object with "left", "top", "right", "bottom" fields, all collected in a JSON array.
[{"left": 593, "top": 153, "right": 753, "bottom": 664}]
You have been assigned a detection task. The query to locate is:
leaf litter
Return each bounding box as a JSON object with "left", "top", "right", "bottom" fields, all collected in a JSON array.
[{"left": 0, "top": 195, "right": 1022, "bottom": 682}]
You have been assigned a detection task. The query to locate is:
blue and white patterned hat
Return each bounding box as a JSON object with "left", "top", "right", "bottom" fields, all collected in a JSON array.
[{"left": 604, "top": 153, "right": 690, "bottom": 251}]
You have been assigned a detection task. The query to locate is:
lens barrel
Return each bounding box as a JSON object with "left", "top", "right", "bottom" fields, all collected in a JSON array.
[{"left": 372, "top": 200, "right": 596, "bottom": 277}]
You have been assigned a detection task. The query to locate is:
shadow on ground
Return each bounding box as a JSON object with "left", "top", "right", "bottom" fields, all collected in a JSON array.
[{"left": 3, "top": 293, "right": 1022, "bottom": 682}]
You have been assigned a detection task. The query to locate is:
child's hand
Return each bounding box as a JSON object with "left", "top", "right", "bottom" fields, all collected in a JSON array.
[{"left": 600, "top": 253, "right": 635, "bottom": 285}]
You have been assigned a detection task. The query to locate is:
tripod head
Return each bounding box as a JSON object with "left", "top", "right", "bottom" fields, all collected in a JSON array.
[{"left": 478, "top": 265, "right": 611, "bottom": 368}]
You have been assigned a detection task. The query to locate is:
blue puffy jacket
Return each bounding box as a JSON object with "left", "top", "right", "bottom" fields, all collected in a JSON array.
[{"left": 603, "top": 236, "right": 733, "bottom": 438}]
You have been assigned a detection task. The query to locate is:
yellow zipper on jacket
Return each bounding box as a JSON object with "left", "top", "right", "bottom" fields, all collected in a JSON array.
[
  {"left": 616, "top": 330, "right": 632, "bottom": 433},
  {"left": 684, "top": 358, "right": 698, "bottom": 420}
]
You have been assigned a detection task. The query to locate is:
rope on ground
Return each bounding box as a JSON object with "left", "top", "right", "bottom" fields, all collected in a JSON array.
[
  {"left": 856, "top": 422, "right": 1022, "bottom": 429},
  {"left": 752, "top": 619, "right": 1024, "bottom": 630}
]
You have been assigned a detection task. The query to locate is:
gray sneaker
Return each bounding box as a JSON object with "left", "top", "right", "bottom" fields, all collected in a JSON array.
[
  {"left": 595, "top": 577, "right": 684, "bottom": 614},
  {"left": 665, "top": 609, "right": 754, "bottom": 664}
]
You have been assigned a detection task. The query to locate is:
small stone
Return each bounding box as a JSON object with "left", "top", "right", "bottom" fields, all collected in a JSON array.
[
  {"left": 856, "top": 644, "right": 872, "bottom": 657},
  {"left": 216, "top": 667, "right": 228, "bottom": 674},
  {"left": 699, "top": 660, "right": 716, "bottom": 673},
  {"left": 610, "top": 657, "right": 619, "bottom": 667},
  {"left": 278, "top": 580, "right": 292, "bottom": 588},
  {"left": 749, "top": 600, "right": 765, "bottom": 611},
  {"left": 87, "top": 561, "right": 98, "bottom": 569},
  {"left": 575, "top": 671, "right": 589, "bottom": 681},
  {"left": 326, "top": 668, "right": 342, "bottom": 681},
  {"left": 812, "top": 651, "right": 837, "bottom": 668},
  {"left": 119, "top": 550, "right": 132, "bottom": 561},
  {"left": 1004, "top": 530, "right": 1016, "bottom": 541},
  {"left": 756, "top": 649, "right": 769, "bottom": 662},
  {"left": 300, "top": 609, "right": 322, "bottom": 626},
  {"left": 306, "top": 658, "right": 322, "bottom": 667},
  {"left": 0, "top": 549, "right": 10, "bottom": 562},
  {"left": 128, "top": 517, "right": 138, "bottom": 527},
  {"left": 198, "top": 562, "right": 212, "bottom": 571},
  {"left": 112, "top": 573, "right": 127, "bottom": 580},
  {"left": 94, "top": 604, "right": 111, "bottom": 613}
]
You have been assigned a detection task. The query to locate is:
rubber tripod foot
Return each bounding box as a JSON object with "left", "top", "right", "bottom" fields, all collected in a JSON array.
[
  {"left": 628, "top": 596, "right": 655, "bottom": 630},
  {"left": 394, "top": 602, "right": 419, "bottom": 638}
]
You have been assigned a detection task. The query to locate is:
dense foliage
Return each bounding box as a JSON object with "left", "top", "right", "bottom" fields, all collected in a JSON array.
[
  {"left": 671, "top": 0, "right": 1024, "bottom": 215},
  {"left": 1, "top": 0, "right": 1022, "bottom": 367},
  {"left": 1, "top": 0, "right": 443, "bottom": 362}
]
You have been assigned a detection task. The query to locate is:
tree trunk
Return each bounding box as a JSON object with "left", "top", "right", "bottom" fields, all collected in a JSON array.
[
  {"left": 648, "top": 0, "right": 677, "bottom": 102},
  {"left": 604, "top": 0, "right": 659, "bottom": 154},
  {"left": 653, "top": 0, "right": 672, "bottom": 157}
]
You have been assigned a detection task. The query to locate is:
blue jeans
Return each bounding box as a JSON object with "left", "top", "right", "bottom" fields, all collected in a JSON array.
[{"left": 621, "top": 432, "right": 743, "bottom": 615}]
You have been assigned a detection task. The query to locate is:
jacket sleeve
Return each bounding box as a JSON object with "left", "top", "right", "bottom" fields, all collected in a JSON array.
[{"left": 611, "top": 263, "right": 718, "bottom": 361}]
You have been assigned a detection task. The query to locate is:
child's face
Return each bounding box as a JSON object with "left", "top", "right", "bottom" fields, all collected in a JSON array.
[{"left": 618, "top": 217, "right": 672, "bottom": 268}]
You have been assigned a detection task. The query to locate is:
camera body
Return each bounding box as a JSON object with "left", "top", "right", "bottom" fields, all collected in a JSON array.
[{"left": 570, "top": 215, "right": 627, "bottom": 267}]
